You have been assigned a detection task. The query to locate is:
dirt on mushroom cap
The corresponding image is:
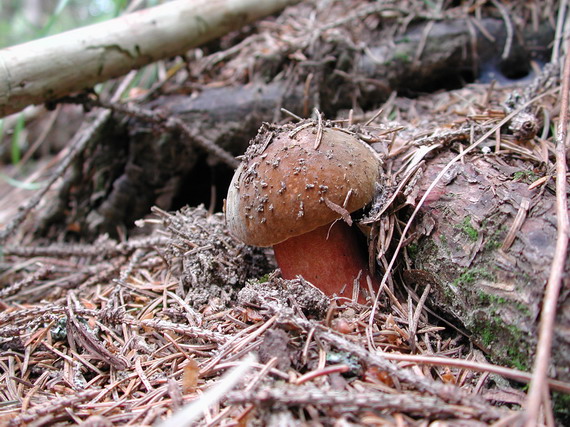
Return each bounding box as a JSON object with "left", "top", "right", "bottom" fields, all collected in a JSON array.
[{"left": 226, "top": 122, "right": 381, "bottom": 247}]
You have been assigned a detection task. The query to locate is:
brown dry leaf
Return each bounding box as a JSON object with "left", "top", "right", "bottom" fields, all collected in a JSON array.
[
  {"left": 245, "top": 307, "right": 264, "bottom": 323},
  {"left": 441, "top": 368, "right": 457, "bottom": 385},
  {"left": 66, "top": 222, "right": 81, "bottom": 233},
  {"left": 87, "top": 316, "right": 97, "bottom": 329},
  {"left": 365, "top": 366, "right": 395, "bottom": 387},
  {"left": 182, "top": 358, "right": 200, "bottom": 393},
  {"left": 332, "top": 318, "right": 355, "bottom": 334},
  {"left": 140, "top": 310, "right": 154, "bottom": 333},
  {"left": 80, "top": 298, "right": 96, "bottom": 310}
]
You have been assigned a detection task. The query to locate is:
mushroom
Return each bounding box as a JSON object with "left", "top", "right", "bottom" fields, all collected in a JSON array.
[{"left": 225, "top": 121, "right": 381, "bottom": 302}]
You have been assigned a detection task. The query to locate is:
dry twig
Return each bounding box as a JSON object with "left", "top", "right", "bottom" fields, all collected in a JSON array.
[{"left": 524, "top": 38, "right": 570, "bottom": 427}]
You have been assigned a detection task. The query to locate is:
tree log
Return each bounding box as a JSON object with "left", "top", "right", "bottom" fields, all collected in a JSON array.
[{"left": 409, "top": 152, "right": 570, "bottom": 381}]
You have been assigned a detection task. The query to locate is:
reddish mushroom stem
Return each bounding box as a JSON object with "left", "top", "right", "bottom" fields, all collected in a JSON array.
[{"left": 272, "top": 221, "right": 380, "bottom": 302}]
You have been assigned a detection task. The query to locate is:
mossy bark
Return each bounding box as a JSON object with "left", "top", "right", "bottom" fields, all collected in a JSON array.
[{"left": 409, "top": 152, "right": 570, "bottom": 380}]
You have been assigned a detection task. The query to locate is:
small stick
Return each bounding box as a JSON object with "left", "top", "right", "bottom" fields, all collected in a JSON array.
[
  {"left": 363, "top": 108, "right": 384, "bottom": 126},
  {"left": 380, "top": 353, "right": 570, "bottom": 394},
  {"left": 294, "top": 364, "right": 350, "bottom": 385},
  {"left": 408, "top": 284, "right": 431, "bottom": 351},
  {"left": 314, "top": 109, "right": 324, "bottom": 149},
  {"left": 491, "top": 0, "right": 514, "bottom": 60},
  {"left": 317, "top": 328, "right": 504, "bottom": 421},
  {"left": 413, "top": 20, "right": 434, "bottom": 68},
  {"left": 551, "top": 0, "right": 569, "bottom": 63},
  {"left": 280, "top": 108, "right": 303, "bottom": 122},
  {"left": 228, "top": 386, "right": 502, "bottom": 420},
  {"left": 60, "top": 96, "right": 240, "bottom": 169},
  {"left": 7, "top": 390, "right": 99, "bottom": 427},
  {"left": 524, "top": 38, "right": 570, "bottom": 427},
  {"left": 501, "top": 197, "right": 531, "bottom": 251}
]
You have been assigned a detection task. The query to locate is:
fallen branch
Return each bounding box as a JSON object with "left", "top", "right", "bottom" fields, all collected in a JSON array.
[
  {"left": 269, "top": 303, "right": 505, "bottom": 422},
  {"left": 60, "top": 96, "right": 239, "bottom": 168},
  {"left": 227, "top": 387, "right": 496, "bottom": 420},
  {"left": 0, "top": 0, "right": 300, "bottom": 117}
]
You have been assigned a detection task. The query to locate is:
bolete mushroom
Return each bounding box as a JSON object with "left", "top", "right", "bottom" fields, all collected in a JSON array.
[{"left": 225, "top": 121, "right": 381, "bottom": 301}]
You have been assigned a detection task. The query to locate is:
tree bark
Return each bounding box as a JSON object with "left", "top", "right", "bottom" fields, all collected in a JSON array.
[{"left": 409, "top": 152, "right": 570, "bottom": 381}]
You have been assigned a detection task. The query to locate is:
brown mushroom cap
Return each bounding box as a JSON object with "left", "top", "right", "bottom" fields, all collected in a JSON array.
[{"left": 225, "top": 123, "right": 381, "bottom": 247}]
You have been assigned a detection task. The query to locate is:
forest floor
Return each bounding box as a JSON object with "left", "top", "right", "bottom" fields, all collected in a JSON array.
[{"left": 0, "top": 1, "right": 569, "bottom": 426}]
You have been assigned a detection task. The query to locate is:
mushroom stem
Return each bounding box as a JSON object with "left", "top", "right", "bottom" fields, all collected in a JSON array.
[{"left": 272, "top": 221, "right": 379, "bottom": 302}]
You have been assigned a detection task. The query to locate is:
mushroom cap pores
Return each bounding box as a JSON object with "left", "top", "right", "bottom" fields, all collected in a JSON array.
[{"left": 226, "top": 124, "right": 381, "bottom": 247}]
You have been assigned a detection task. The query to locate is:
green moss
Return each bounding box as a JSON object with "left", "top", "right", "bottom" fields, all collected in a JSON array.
[
  {"left": 258, "top": 273, "right": 270, "bottom": 283},
  {"left": 480, "top": 292, "right": 507, "bottom": 306},
  {"left": 457, "top": 216, "right": 478, "bottom": 241},
  {"left": 452, "top": 267, "right": 494, "bottom": 288},
  {"left": 473, "top": 315, "right": 529, "bottom": 371},
  {"left": 478, "top": 291, "right": 490, "bottom": 305},
  {"left": 476, "top": 293, "right": 529, "bottom": 369},
  {"left": 478, "top": 291, "right": 506, "bottom": 306},
  {"left": 406, "top": 243, "right": 418, "bottom": 258},
  {"left": 480, "top": 220, "right": 506, "bottom": 252},
  {"left": 393, "top": 51, "right": 411, "bottom": 63},
  {"left": 514, "top": 302, "right": 531, "bottom": 316},
  {"left": 553, "top": 392, "right": 570, "bottom": 425},
  {"left": 484, "top": 235, "right": 502, "bottom": 251},
  {"left": 478, "top": 287, "right": 531, "bottom": 317},
  {"left": 506, "top": 324, "right": 529, "bottom": 369},
  {"left": 494, "top": 296, "right": 507, "bottom": 305},
  {"left": 507, "top": 346, "right": 529, "bottom": 371},
  {"left": 395, "top": 36, "right": 411, "bottom": 44},
  {"left": 480, "top": 326, "right": 495, "bottom": 346},
  {"left": 442, "top": 284, "right": 456, "bottom": 302},
  {"left": 512, "top": 170, "right": 537, "bottom": 183}
]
